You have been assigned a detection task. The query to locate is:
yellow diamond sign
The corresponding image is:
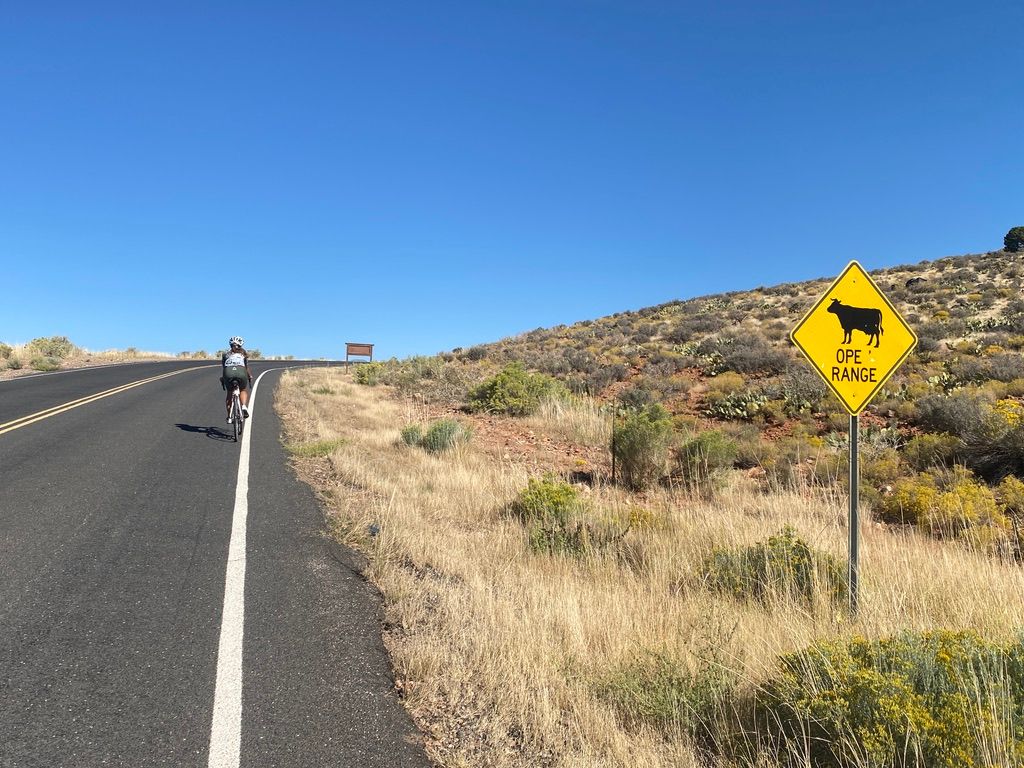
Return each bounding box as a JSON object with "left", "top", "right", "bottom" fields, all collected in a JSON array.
[{"left": 791, "top": 261, "right": 917, "bottom": 414}]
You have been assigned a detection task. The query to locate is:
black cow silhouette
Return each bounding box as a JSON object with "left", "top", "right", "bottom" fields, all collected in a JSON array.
[{"left": 827, "top": 298, "right": 884, "bottom": 348}]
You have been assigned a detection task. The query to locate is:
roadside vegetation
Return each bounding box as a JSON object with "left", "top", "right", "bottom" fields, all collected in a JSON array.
[
  {"left": 279, "top": 364, "right": 1024, "bottom": 768},
  {"left": 0, "top": 335, "right": 182, "bottom": 378},
  {"left": 0, "top": 336, "right": 291, "bottom": 379},
  {"left": 277, "top": 240, "right": 1024, "bottom": 766},
  {"left": 342, "top": 245, "right": 1024, "bottom": 555}
]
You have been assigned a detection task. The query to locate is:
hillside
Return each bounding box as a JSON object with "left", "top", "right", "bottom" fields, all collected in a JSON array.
[
  {"left": 357, "top": 248, "right": 1024, "bottom": 542},
  {"left": 452, "top": 248, "right": 1024, "bottom": 410},
  {"left": 274, "top": 248, "right": 1024, "bottom": 768}
]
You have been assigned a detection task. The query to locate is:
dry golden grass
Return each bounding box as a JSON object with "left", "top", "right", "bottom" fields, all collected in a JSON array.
[
  {"left": 526, "top": 395, "right": 613, "bottom": 451},
  {"left": 0, "top": 339, "right": 175, "bottom": 379},
  {"left": 276, "top": 366, "right": 1024, "bottom": 767}
]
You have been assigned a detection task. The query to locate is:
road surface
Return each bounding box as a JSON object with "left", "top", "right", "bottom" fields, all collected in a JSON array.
[{"left": 0, "top": 361, "right": 431, "bottom": 767}]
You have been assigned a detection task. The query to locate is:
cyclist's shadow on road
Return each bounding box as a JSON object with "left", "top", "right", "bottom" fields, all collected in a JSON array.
[{"left": 174, "top": 423, "right": 234, "bottom": 442}]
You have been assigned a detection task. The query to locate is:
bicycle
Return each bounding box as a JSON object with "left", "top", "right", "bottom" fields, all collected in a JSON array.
[{"left": 228, "top": 382, "right": 245, "bottom": 442}]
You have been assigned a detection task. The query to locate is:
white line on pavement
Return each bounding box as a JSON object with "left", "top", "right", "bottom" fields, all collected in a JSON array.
[{"left": 207, "top": 367, "right": 284, "bottom": 768}]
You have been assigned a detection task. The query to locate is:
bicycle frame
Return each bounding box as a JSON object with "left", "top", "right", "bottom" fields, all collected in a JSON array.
[{"left": 230, "top": 383, "right": 244, "bottom": 442}]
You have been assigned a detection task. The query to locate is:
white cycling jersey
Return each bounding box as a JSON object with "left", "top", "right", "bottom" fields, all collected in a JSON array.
[{"left": 224, "top": 351, "right": 246, "bottom": 367}]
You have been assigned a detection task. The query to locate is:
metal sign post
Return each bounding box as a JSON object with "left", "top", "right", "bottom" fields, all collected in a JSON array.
[
  {"left": 790, "top": 261, "right": 916, "bottom": 616},
  {"left": 849, "top": 414, "right": 859, "bottom": 615}
]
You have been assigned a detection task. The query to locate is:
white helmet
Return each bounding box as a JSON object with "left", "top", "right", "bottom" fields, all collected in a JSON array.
[{"left": 229, "top": 336, "right": 244, "bottom": 347}]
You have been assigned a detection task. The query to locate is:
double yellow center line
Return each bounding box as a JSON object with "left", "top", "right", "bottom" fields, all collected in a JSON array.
[{"left": 0, "top": 366, "right": 209, "bottom": 437}]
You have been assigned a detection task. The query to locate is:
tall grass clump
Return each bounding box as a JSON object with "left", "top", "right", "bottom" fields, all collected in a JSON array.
[
  {"left": 702, "top": 525, "right": 847, "bottom": 608},
  {"left": 674, "top": 430, "right": 738, "bottom": 497},
  {"left": 530, "top": 394, "right": 612, "bottom": 449},
  {"left": 468, "top": 362, "right": 566, "bottom": 416},
  {"left": 612, "top": 404, "right": 673, "bottom": 491},
  {"left": 596, "top": 648, "right": 736, "bottom": 742},
  {"left": 754, "top": 630, "right": 1024, "bottom": 768}
]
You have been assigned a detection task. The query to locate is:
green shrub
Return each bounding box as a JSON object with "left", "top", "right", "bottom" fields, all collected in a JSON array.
[
  {"left": 758, "top": 630, "right": 1024, "bottom": 768},
  {"left": 777, "top": 367, "right": 828, "bottom": 415},
  {"left": 510, "top": 476, "right": 583, "bottom": 526},
  {"left": 419, "top": 418, "right": 470, "bottom": 453},
  {"left": 510, "top": 476, "right": 591, "bottom": 555},
  {"left": 400, "top": 424, "right": 423, "bottom": 447},
  {"left": 702, "top": 526, "right": 847, "bottom": 607},
  {"left": 28, "top": 335, "right": 75, "bottom": 359},
  {"left": 910, "top": 393, "right": 1024, "bottom": 482},
  {"left": 467, "top": 363, "right": 565, "bottom": 416},
  {"left": 617, "top": 384, "right": 658, "bottom": 409},
  {"left": 349, "top": 355, "right": 474, "bottom": 403},
  {"left": 7, "top": 356, "right": 23, "bottom": 370},
  {"left": 963, "top": 416, "right": 1024, "bottom": 483},
  {"left": 353, "top": 361, "right": 385, "bottom": 386},
  {"left": 509, "top": 476, "right": 629, "bottom": 556},
  {"left": 915, "top": 391, "right": 990, "bottom": 437},
  {"left": 902, "top": 432, "right": 961, "bottom": 471},
  {"left": 673, "top": 430, "right": 737, "bottom": 497},
  {"left": 29, "top": 356, "right": 61, "bottom": 372},
  {"left": 0, "top": 343, "right": 11, "bottom": 359},
  {"left": 612, "top": 404, "right": 673, "bottom": 491}
]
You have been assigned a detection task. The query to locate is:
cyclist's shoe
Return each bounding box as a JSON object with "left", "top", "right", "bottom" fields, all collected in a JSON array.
[
  {"left": 226, "top": 415, "right": 233, "bottom": 424},
  {"left": 242, "top": 405, "right": 250, "bottom": 419}
]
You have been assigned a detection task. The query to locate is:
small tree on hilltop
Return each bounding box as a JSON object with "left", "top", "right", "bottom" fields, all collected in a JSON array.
[{"left": 1005, "top": 226, "right": 1024, "bottom": 253}]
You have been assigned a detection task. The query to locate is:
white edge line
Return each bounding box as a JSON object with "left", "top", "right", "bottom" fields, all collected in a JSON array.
[{"left": 207, "top": 366, "right": 293, "bottom": 768}]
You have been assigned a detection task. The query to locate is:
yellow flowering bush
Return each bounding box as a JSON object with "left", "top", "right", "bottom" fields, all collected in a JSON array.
[
  {"left": 878, "top": 469, "right": 1008, "bottom": 539},
  {"left": 992, "top": 398, "right": 1024, "bottom": 427},
  {"left": 758, "top": 630, "right": 1024, "bottom": 768}
]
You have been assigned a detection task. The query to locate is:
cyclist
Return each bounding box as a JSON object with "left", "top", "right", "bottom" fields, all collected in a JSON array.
[{"left": 222, "top": 336, "right": 253, "bottom": 422}]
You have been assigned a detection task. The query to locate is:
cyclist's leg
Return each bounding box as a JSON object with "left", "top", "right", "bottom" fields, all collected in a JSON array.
[{"left": 237, "top": 377, "right": 251, "bottom": 414}]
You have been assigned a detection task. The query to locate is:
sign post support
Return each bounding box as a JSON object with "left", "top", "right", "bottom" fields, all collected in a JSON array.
[
  {"left": 849, "top": 413, "right": 859, "bottom": 615},
  {"left": 790, "top": 261, "right": 916, "bottom": 617}
]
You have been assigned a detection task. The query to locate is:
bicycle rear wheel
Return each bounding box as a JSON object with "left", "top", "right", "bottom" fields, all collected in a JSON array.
[{"left": 232, "top": 393, "right": 241, "bottom": 442}]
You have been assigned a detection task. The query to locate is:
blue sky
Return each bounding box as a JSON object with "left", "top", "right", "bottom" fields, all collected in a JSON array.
[{"left": 2, "top": 2, "right": 1021, "bottom": 359}]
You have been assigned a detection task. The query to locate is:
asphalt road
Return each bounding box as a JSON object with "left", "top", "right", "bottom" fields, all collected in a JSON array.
[{"left": 0, "top": 361, "right": 431, "bottom": 768}]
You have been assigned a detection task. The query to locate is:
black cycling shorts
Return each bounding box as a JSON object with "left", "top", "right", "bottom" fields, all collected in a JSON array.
[{"left": 223, "top": 368, "right": 249, "bottom": 390}]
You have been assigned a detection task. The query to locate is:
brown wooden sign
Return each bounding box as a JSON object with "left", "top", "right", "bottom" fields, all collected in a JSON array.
[{"left": 345, "top": 342, "right": 374, "bottom": 364}]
